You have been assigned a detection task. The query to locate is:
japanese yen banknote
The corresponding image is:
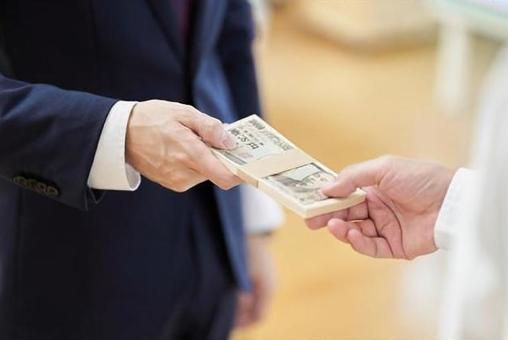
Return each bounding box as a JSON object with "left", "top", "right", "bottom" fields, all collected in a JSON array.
[{"left": 212, "top": 115, "right": 365, "bottom": 218}]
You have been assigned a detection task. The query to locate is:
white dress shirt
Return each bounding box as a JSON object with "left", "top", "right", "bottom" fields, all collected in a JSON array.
[
  {"left": 434, "top": 168, "right": 475, "bottom": 250},
  {"left": 87, "top": 101, "right": 141, "bottom": 191},
  {"left": 86, "top": 101, "right": 283, "bottom": 233},
  {"left": 437, "top": 45, "right": 508, "bottom": 340}
]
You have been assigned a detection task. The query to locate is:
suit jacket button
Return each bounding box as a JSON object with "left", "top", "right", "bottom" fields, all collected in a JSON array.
[
  {"left": 46, "top": 186, "right": 60, "bottom": 197},
  {"left": 27, "top": 178, "right": 38, "bottom": 191},
  {"left": 34, "top": 181, "right": 47, "bottom": 194},
  {"left": 13, "top": 176, "right": 27, "bottom": 187}
]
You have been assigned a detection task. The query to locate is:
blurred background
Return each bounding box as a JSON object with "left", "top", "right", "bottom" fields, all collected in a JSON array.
[{"left": 233, "top": 0, "right": 507, "bottom": 339}]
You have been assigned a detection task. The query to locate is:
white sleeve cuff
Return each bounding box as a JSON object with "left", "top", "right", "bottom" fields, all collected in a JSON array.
[
  {"left": 87, "top": 101, "right": 141, "bottom": 191},
  {"left": 434, "top": 168, "right": 475, "bottom": 250},
  {"left": 241, "top": 184, "right": 284, "bottom": 234}
]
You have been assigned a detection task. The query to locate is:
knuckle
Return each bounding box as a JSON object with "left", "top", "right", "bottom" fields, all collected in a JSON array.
[
  {"left": 186, "top": 105, "right": 200, "bottom": 113},
  {"left": 173, "top": 152, "right": 191, "bottom": 164},
  {"left": 204, "top": 118, "right": 223, "bottom": 134},
  {"left": 184, "top": 105, "right": 200, "bottom": 116},
  {"left": 174, "top": 104, "right": 195, "bottom": 118},
  {"left": 209, "top": 118, "right": 223, "bottom": 128}
]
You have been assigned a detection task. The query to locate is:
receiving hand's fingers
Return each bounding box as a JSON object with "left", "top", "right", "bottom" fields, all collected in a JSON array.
[
  {"left": 187, "top": 142, "right": 241, "bottom": 190},
  {"left": 328, "top": 219, "right": 379, "bottom": 244},
  {"left": 345, "top": 202, "right": 369, "bottom": 221},
  {"left": 178, "top": 108, "right": 236, "bottom": 150},
  {"left": 305, "top": 200, "right": 368, "bottom": 230},
  {"left": 305, "top": 210, "right": 348, "bottom": 230},
  {"left": 321, "top": 157, "right": 392, "bottom": 198},
  {"left": 355, "top": 219, "right": 378, "bottom": 237},
  {"left": 327, "top": 219, "right": 358, "bottom": 243},
  {"left": 346, "top": 229, "right": 394, "bottom": 258}
]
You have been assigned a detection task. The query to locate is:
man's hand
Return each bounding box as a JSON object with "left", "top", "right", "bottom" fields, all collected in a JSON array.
[
  {"left": 126, "top": 100, "right": 241, "bottom": 192},
  {"left": 306, "top": 156, "right": 455, "bottom": 260},
  {"left": 235, "top": 235, "right": 276, "bottom": 328}
]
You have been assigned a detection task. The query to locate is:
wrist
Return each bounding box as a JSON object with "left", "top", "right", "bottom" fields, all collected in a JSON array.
[{"left": 125, "top": 102, "right": 141, "bottom": 170}]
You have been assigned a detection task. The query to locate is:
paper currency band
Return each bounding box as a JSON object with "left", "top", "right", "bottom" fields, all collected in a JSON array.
[{"left": 240, "top": 148, "right": 315, "bottom": 179}]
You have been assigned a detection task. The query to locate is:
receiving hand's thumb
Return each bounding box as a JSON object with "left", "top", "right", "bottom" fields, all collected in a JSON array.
[{"left": 321, "top": 157, "right": 390, "bottom": 197}]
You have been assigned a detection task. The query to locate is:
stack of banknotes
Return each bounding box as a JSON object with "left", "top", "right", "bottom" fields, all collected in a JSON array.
[{"left": 212, "top": 115, "right": 365, "bottom": 218}]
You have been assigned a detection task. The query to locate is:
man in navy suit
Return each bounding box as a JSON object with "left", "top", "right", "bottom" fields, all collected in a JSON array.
[{"left": 0, "top": 0, "right": 280, "bottom": 339}]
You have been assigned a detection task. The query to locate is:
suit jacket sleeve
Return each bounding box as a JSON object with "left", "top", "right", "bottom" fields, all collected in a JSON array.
[
  {"left": 218, "top": 0, "right": 263, "bottom": 119},
  {"left": 0, "top": 73, "right": 117, "bottom": 210}
]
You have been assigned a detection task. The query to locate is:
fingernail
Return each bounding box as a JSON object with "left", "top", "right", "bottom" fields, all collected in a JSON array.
[{"left": 222, "top": 131, "right": 237, "bottom": 149}]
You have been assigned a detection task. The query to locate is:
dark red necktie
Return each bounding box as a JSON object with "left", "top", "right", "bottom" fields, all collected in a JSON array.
[{"left": 171, "top": 0, "right": 193, "bottom": 43}]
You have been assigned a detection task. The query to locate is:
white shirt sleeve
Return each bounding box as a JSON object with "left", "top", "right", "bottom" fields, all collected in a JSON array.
[
  {"left": 241, "top": 184, "right": 284, "bottom": 234},
  {"left": 87, "top": 101, "right": 283, "bottom": 233},
  {"left": 87, "top": 101, "right": 141, "bottom": 191},
  {"left": 434, "top": 168, "right": 475, "bottom": 250}
]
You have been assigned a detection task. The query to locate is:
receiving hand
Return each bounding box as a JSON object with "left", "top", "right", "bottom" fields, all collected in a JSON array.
[
  {"left": 126, "top": 100, "right": 241, "bottom": 192},
  {"left": 306, "top": 156, "right": 455, "bottom": 260}
]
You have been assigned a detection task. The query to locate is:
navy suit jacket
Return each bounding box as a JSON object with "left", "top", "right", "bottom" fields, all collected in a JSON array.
[{"left": 0, "top": 0, "right": 261, "bottom": 338}]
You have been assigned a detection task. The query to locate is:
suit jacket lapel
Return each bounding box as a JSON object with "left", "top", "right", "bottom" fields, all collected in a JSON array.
[
  {"left": 189, "top": 0, "right": 226, "bottom": 78},
  {"left": 146, "top": 0, "right": 184, "bottom": 63}
]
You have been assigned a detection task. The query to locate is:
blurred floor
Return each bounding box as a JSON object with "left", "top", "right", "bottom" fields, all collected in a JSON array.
[{"left": 233, "top": 5, "right": 498, "bottom": 340}]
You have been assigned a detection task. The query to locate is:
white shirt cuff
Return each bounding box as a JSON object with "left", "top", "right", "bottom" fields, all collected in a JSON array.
[
  {"left": 87, "top": 101, "right": 141, "bottom": 191},
  {"left": 434, "top": 168, "right": 475, "bottom": 250},
  {"left": 241, "top": 184, "right": 284, "bottom": 234}
]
